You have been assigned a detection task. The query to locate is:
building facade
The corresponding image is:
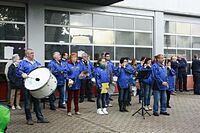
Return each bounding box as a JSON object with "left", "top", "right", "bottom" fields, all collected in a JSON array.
[{"left": 1, "top": 0, "right": 200, "bottom": 75}]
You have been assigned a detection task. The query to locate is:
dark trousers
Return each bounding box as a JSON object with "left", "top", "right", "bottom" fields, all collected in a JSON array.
[
  {"left": 119, "top": 88, "right": 129, "bottom": 110},
  {"left": 193, "top": 73, "right": 200, "bottom": 94},
  {"left": 49, "top": 85, "right": 65, "bottom": 107},
  {"left": 166, "top": 90, "right": 171, "bottom": 106},
  {"left": 23, "top": 88, "right": 44, "bottom": 121},
  {"left": 178, "top": 70, "right": 187, "bottom": 91},
  {"left": 96, "top": 89, "right": 106, "bottom": 109},
  {"left": 80, "top": 79, "right": 92, "bottom": 100},
  {"left": 67, "top": 90, "right": 79, "bottom": 113}
]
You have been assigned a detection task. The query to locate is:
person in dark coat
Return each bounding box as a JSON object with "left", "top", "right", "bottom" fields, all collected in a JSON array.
[
  {"left": 8, "top": 54, "right": 23, "bottom": 110},
  {"left": 171, "top": 56, "right": 179, "bottom": 92},
  {"left": 191, "top": 54, "right": 200, "bottom": 95},
  {"left": 177, "top": 56, "right": 188, "bottom": 92}
]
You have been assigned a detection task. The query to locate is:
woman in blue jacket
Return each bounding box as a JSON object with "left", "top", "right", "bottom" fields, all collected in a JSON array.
[
  {"left": 115, "top": 57, "right": 134, "bottom": 112},
  {"left": 67, "top": 53, "right": 86, "bottom": 116},
  {"left": 141, "top": 58, "right": 153, "bottom": 111},
  {"left": 166, "top": 59, "right": 176, "bottom": 108},
  {"left": 95, "top": 58, "right": 110, "bottom": 115}
]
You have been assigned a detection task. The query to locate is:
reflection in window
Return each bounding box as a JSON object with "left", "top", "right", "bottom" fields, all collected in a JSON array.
[
  {"left": 192, "top": 50, "right": 200, "bottom": 58},
  {"left": 93, "top": 14, "right": 113, "bottom": 28},
  {"left": 135, "top": 18, "right": 152, "bottom": 31},
  {"left": 116, "top": 47, "right": 134, "bottom": 60},
  {"left": 192, "top": 37, "right": 200, "bottom": 48},
  {"left": 135, "top": 48, "right": 152, "bottom": 60},
  {"left": 94, "top": 46, "right": 114, "bottom": 60},
  {"left": 135, "top": 32, "right": 152, "bottom": 46},
  {"left": 164, "top": 35, "right": 176, "bottom": 47},
  {"left": 0, "top": 62, "right": 7, "bottom": 75},
  {"left": 45, "top": 44, "right": 69, "bottom": 60},
  {"left": 115, "top": 31, "right": 134, "bottom": 45},
  {"left": 165, "top": 21, "right": 176, "bottom": 33},
  {"left": 177, "top": 36, "right": 191, "bottom": 48},
  {"left": 191, "top": 24, "right": 200, "bottom": 35},
  {"left": 0, "top": 23, "right": 25, "bottom": 41},
  {"left": 70, "top": 28, "right": 92, "bottom": 44},
  {"left": 114, "top": 16, "right": 134, "bottom": 29},
  {"left": 177, "top": 49, "right": 191, "bottom": 61},
  {"left": 70, "top": 12, "right": 92, "bottom": 27},
  {"left": 176, "top": 22, "right": 190, "bottom": 34},
  {"left": 93, "top": 30, "right": 114, "bottom": 44},
  {"left": 164, "top": 49, "right": 176, "bottom": 58},
  {"left": 45, "top": 10, "right": 69, "bottom": 25},
  {"left": 0, "top": 6, "right": 25, "bottom": 22},
  {"left": 0, "top": 43, "right": 25, "bottom": 59},
  {"left": 71, "top": 45, "right": 93, "bottom": 59},
  {"left": 45, "top": 26, "right": 69, "bottom": 42}
]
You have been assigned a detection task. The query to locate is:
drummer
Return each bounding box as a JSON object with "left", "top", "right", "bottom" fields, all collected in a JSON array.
[
  {"left": 16, "top": 48, "right": 49, "bottom": 125},
  {"left": 48, "top": 52, "right": 69, "bottom": 110}
]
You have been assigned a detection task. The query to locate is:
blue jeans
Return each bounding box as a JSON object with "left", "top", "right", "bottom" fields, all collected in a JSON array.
[
  {"left": 153, "top": 90, "right": 167, "bottom": 113},
  {"left": 143, "top": 83, "right": 152, "bottom": 106},
  {"left": 63, "top": 83, "right": 68, "bottom": 104},
  {"left": 49, "top": 85, "right": 65, "bottom": 106},
  {"left": 23, "top": 88, "right": 44, "bottom": 121}
]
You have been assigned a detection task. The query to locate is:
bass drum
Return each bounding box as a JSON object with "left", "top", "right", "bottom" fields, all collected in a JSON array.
[{"left": 25, "top": 67, "right": 57, "bottom": 99}]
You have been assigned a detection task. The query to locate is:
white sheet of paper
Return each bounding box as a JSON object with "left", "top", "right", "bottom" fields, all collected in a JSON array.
[{"left": 4, "top": 46, "right": 14, "bottom": 59}]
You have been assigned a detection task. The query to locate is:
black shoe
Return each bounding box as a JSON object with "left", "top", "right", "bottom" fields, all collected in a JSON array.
[
  {"left": 37, "top": 119, "right": 49, "bottom": 123},
  {"left": 119, "top": 109, "right": 124, "bottom": 112},
  {"left": 153, "top": 112, "right": 159, "bottom": 116},
  {"left": 109, "top": 98, "right": 113, "bottom": 101},
  {"left": 160, "top": 112, "right": 170, "bottom": 116},
  {"left": 58, "top": 105, "right": 66, "bottom": 109},
  {"left": 27, "top": 120, "right": 34, "bottom": 125},
  {"left": 79, "top": 99, "right": 84, "bottom": 103},
  {"left": 167, "top": 105, "right": 171, "bottom": 108},
  {"left": 180, "top": 90, "right": 183, "bottom": 92},
  {"left": 123, "top": 109, "right": 129, "bottom": 112},
  {"left": 88, "top": 99, "right": 95, "bottom": 102},
  {"left": 50, "top": 105, "right": 56, "bottom": 110}
]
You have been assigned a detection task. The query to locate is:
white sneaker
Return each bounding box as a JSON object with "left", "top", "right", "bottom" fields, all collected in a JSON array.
[
  {"left": 67, "top": 112, "right": 72, "bottom": 117},
  {"left": 108, "top": 104, "right": 113, "bottom": 107},
  {"left": 12, "top": 106, "right": 15, "bottom": 110},
  {"left": 144, "top": 106, "right": 149, "bottom": 111},
  {"left": 16, "top": 106, "right": 22, "bottom": 110},
  {"left": 148, "top": 105, "right": 152, "bottom": 111},
  {"left": 97, "top": 108, "right": 104, "bottom": 115},
  {"left": 102, "top": 108, "right": 108, "bottom": 115}
]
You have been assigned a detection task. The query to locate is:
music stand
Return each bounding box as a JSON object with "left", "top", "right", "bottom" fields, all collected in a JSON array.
[{"left": 132, "top": 69, "right": 151, "bottom": 119}]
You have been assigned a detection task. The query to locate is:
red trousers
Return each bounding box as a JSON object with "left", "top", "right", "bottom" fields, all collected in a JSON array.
[{"left": 67, "top": 89, "right": 80, "bottom": 113}]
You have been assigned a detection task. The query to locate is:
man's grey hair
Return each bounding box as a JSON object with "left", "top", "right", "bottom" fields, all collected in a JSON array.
[
  {"left": 12, "top": 54, "right": 19, "bottom": 63},
  {"left": 53, "top": 52, "right": 60, "bottom": 58}
]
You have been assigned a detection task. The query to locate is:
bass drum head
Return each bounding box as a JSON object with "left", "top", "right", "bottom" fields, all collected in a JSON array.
[{"left": 25, "top": 67, "right": 51, "bottom": 91}]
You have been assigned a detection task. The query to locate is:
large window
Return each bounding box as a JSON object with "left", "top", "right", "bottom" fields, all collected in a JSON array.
[
  {"left": 45, "top": 9, "right": 153, "bottom": 64},
  {"left": 0, "top": 5, "right": 26, "bottom": 74},
  {"left": 164, "top": 20, "right": 200, "bottom": 62}
]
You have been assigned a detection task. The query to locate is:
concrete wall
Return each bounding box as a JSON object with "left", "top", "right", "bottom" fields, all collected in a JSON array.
[{"left": 113, "top": 0, "right": 200, "bottom": 16}]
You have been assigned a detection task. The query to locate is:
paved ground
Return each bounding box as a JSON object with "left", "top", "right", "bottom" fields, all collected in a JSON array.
[{"left": 7, "top": 92, "right": 200, "bottom": 133}]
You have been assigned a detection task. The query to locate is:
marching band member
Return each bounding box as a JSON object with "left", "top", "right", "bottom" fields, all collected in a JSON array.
[
  {"left": 79, "top": 52, "right": 95, "bottom": 103},
  {"left": 17, "top": 49, "right": 49, "bottom": 125},
  {"left": 152, "top": 54, "right": 170, "bottom": 116},
  {"left": 166, "top": 59, "right": 176, "bottom": 108},
  {"left": 95, "top": 58, "right": 110, "bottom": 115},
  {"left": 48, "top": 52, "right": 69, "bottom": 110},
  {"left": 67, "top": 53, "right": 86, "bottom": 116},
  {"left": 141, "top": 58, "right": 153, "bottom": 111},
  {"left": 115, "top": 57, "right": 134, "bottom": 112}
]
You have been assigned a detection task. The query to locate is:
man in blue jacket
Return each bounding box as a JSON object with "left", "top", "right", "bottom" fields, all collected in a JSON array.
[
  {"left": 17, "top": 49, "right": 49, "bottom": 125},
  {"left": 115, "top": 57, "right": 135, "bottom": 112},
  {"left": 79, "top": 53, "right": 95, "bottom": 103},
  {"left": 152, "top": 54, "right": 170, "bottom": 116},
  {"left": 48, "top": 52, "right": 69, "bottom": 110}
]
